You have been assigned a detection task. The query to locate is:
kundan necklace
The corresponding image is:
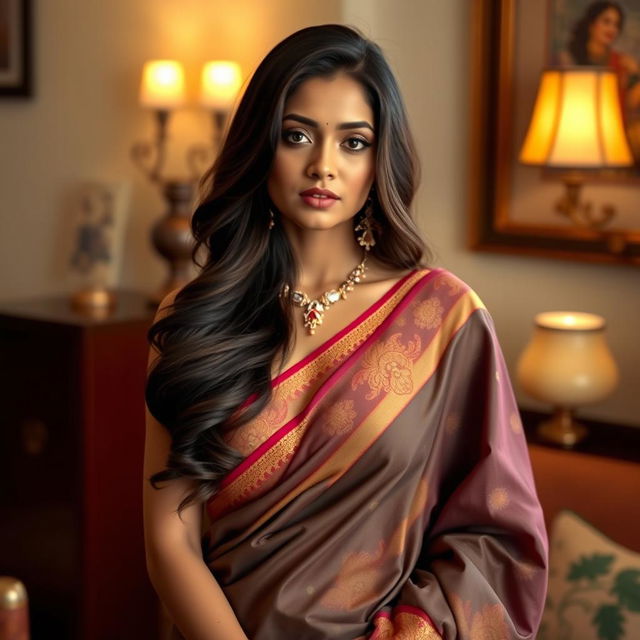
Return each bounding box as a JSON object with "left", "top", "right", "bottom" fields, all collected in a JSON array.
[{"left": 282, "top": 252, "right": 369, "bottom": 335}]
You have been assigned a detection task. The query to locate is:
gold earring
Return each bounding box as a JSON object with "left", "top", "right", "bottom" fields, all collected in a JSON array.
[
  {"left": 354, "top": 196, "right": 376, "bottom": 251},
  {"left": 268, "top": 209, "right": 275, "bottom": 230}
]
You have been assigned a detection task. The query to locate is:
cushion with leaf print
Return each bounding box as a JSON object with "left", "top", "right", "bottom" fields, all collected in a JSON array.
[{"left": 538, "top": 509, "right": 640, "bottom": 640}]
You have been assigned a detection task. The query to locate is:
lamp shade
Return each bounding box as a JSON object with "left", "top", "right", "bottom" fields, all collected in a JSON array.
[
  {"left": 139, "top": 60, "right": 186, "bottom": 109},
  {"left": 200, "top": 61, "right": 242, "bottom": 110},
  {"left": 519, "top": 68, "right": 633, "bottom": 168},
  {"left": 516, "top": 311, "right": 618, "bottom": 407}
]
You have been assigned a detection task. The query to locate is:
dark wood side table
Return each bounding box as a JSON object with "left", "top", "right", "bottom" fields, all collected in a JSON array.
[{"left": 0, "top": 291, "right": 158, "bottom": 640}]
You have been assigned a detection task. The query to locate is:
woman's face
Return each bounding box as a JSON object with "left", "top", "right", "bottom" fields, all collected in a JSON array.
[
  {"left": 267, "top": 72, "right": 376, "bottom": 233},
  {"left": 589, "top": 7, "right": 622, "bottom": 47}
]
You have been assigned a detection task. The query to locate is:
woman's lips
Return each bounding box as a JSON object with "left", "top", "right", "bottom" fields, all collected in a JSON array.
[
  {"left": 300, "top": 194, "right": 339, "bottom": 209},
  {"left": 299, "top": 187, "right": 340, "bottom": 209}
]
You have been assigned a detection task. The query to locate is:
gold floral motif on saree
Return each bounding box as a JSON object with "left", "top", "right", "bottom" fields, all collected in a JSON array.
[
  {"left": 445, "top": 413, "right": 460, "bottom": 434},
  {"left": 351, "top": 333, "right": 422, "bottom": 400},
  {"left": 369, "top": 611, "right": 442, "bottom": 639},
  {"left": 320, "top": 539, "right": 386, "bottom": 610},
  {"left": 487, "top": 487, "right": 510, "bottom": 514},
  {"left": 231, "top": 396, "right": 289, "bottom": 456},
  {"left": 323, "top": 399, "right": 357, "bottom": 436},
  {"left": 450, "top": 595, "right": 509, "bottom": 639},
  {"left": 432, "top": 271, "right": 463, "bottom": 297},
  {"left": 413, "top": 297, "right": 443, "bottom": 330}
]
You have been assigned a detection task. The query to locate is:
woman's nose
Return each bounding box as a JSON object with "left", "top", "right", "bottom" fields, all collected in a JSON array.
[{"left": 306, "top": 140, "right": 336, "bottom": 180}]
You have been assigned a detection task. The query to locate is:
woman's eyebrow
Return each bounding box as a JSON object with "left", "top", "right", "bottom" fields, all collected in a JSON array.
[{"left": 282, "top": 113, "right": 374, "bottom": 132}]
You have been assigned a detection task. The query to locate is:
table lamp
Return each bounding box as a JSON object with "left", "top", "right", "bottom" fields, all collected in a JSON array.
[
  {"left": 519, "top": 67, "right": 634, "bottom": 229},
  {"left": 517, "top": 311, "right": 618, "bottom": 447}
]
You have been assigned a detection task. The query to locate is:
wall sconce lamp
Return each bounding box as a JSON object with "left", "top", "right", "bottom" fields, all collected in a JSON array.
[
  {"left": 134, "top": 60, "right": 186, "bottom": 184},
  {"left": 131, "top": 59, "right": 242, "bottom": 305},
  {"left": 201, "top": 61, "right": 242, "bottom": 146},
  {"left": 517, "top": 311, "right": 618, "bottom": 447},
  {"left": 188, "top": 60, "right": 243, "bottom": 178},
  {"left": 519, "top": 67, "right": 634, "bottom": 231}
]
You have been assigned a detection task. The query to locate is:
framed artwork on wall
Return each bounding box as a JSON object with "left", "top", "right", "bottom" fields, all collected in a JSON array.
[
  {"left": 67, "top": 181, "right": 131, "bottom": 294},
  {"left": 0, "top": 0, "right": 31, "bottom": 97},
  {"left": 468, "top": 0, "right": 640, "bottom": 265}
]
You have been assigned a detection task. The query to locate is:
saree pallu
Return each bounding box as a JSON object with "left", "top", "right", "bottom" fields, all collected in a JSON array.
[{"left": 183, "top": 268, "right": 548, "bottom": 639}]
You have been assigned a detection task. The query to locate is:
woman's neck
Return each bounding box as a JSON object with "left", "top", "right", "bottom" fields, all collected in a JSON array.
[{"left": 283, "top": 221, "right": 365, "bottom": 295}]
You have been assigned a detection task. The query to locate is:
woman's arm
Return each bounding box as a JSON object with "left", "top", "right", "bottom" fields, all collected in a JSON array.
[{"left": 143, "top": 290, "right": 249, "bottom": 640}]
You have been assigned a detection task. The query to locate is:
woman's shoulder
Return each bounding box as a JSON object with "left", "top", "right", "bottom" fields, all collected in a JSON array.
[
  {"left": 413, "top": 266, "right": 485, "bottom": 303},
  {"left": 153, "top": 283, "right": 189, "bottom": 323},
  {"left": 404, "top": 268, "right": 501, "bottom": 350}
]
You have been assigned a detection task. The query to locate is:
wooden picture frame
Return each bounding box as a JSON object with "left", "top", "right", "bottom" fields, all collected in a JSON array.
[
  {"left": 468, "top": 0, "right": 640, "bottom": 265},
  {"left": 0, "top": 0, "right": 31, "bottom": 97}
]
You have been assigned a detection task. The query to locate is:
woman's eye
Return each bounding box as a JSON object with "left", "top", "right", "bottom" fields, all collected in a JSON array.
[
  {"left": 283, "top": 130, "right": 309, "bottom": 144},
  {"left": 344, "top": 137, "right": 371, "bottom": 151}
]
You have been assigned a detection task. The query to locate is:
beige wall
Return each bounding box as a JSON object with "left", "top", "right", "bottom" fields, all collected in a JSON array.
[{"left": 0, "top": 0, "right": 637, "bottom": 426}]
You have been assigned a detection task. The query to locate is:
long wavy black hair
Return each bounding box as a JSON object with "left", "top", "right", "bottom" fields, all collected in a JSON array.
[
  {"left": 567, "top": 1, "right": 625, "bottom": 64},
  {"left": 145, "top": 24, "right": 430, "bottom": 516}
]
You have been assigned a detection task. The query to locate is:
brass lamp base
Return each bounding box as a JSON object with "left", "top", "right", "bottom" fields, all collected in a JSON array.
[
  {"left": 556, "top": 172, "right": 615, "bottom": 229},
  {"left": 70, "top": 286, "right": 117, "bottom": 319},
  {"left": 537, "top": 407, "right": 588, "bottom": 447}
]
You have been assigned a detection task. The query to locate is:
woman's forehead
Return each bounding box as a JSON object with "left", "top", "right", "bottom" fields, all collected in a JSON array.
[{"left": 283, "top": 74, "right": 374, "bottom": 125}]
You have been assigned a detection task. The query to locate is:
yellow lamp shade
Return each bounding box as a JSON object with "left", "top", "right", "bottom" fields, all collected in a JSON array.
[
  {"left": 200, "top": 61, "right": 242, "bottom": 110},
  {"left": 139, "top": 60, "right": 186, "bottom": 109},
  {"left": 519, "top": 68, "right": 633, "bottom": 168}
]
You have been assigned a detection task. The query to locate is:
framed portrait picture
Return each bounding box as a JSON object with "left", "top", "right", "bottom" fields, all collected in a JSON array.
[
  {"left": 0, "top": 0, "right": 31, "bottom": 97},
  {"left": 67, "top": 181, "right": 131, "bottom": 292},
  {"left": 469, "top": 0, "right": 640, "bottom": 265}
]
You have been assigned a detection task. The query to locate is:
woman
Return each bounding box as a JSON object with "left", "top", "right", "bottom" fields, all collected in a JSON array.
[{"left": 143, "top": 24, "right": 548, "bottom": 640}]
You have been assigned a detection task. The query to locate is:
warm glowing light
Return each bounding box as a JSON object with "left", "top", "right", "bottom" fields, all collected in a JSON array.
[
  {"left": 200, "top": 61, "right": 242, "bottom": 110},
  {"left": 139, "top": 60, "right": 186, "bottom": 109},
  {"left": 535, "top": 311, "right": 605, "bottom": 331},
  {"left": 519, "top": 68, "right": 633, "bottom": 168}
]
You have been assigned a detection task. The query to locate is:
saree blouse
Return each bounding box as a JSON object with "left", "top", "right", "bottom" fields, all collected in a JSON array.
[{"left": 176, "top": 267, "right": 548, "bottom": 639}]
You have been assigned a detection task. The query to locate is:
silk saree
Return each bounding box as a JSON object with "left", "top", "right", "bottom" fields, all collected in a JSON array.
[{"left": 175, "top": 268, "right": 548, "bottom": 639}]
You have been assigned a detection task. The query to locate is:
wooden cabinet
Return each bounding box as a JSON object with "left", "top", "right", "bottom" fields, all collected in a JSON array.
[{"left": 0, "top": 292, "right": 158, "bottom": 639}]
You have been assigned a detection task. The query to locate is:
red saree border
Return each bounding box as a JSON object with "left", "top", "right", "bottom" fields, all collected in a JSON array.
[{"left": 216, "top": 269, "right": 440, "bottom": 492}]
